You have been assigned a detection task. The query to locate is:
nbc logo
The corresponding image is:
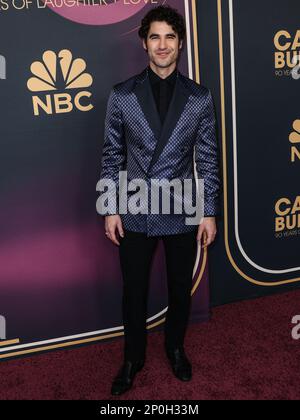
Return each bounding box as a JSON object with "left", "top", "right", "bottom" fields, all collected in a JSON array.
[
  {"left": 27, "top": 50, "right": 94, "bottom": 116},
  {"left": 289, "top": 120, "right": 300, "bottom": 162}
]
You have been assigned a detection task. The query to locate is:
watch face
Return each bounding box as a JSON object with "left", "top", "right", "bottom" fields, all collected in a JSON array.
[{"left": 40, "top": 0, "right": 166, "bottom": 26}]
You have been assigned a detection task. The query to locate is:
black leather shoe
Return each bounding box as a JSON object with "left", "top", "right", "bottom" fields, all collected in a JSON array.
[
  {"left": 165, "top": 347, "right": 192, "bottom": 381},
  {"left": 111, "top": 359, "right": 145, "bottom": 396}
]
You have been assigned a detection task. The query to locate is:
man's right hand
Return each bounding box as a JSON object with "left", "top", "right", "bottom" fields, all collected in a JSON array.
[{"left": 104, "top": 215, "right": 124, "bottom": 246}]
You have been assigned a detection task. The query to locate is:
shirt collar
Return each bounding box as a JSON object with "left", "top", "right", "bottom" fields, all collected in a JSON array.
[{"left": 148, "top": 66, "right": 178, "bottom": 86}]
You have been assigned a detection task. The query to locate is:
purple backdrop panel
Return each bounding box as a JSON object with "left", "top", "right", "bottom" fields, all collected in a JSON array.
[{"left": 0, "top": 0, "right": 209, "bottom": 359}]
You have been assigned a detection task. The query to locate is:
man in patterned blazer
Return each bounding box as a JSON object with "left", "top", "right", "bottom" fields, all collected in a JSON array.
[{"left": 98, "top": 5, "right": 221, "bottom": 396}]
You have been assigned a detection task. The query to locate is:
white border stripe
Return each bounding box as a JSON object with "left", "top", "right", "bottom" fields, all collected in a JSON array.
[
  {"left": 185, "top": 0, "right": 194, "bottom": 79},
  {"left": 229, "top": 0, "right": 300, "bottom": 274}
]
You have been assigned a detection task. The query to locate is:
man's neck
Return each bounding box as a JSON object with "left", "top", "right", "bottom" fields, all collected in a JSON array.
[{"left": 149, "top": 62, "right": 177, "bottom": 79}]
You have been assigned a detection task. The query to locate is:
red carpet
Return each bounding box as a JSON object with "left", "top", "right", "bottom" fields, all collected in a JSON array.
[{"left": 1, "top": 289, "right": 300, "bottom": 400}]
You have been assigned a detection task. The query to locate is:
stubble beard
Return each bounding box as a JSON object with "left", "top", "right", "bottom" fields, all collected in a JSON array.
[{"left": 150, "top": 51, "right": 178, "bottom": 70}]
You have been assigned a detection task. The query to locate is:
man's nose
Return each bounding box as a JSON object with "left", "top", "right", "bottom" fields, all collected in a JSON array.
[{"left": 159, "top": 38, "right": 167, "bottom": 50}]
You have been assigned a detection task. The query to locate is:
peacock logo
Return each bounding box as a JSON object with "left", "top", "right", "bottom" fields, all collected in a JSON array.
[
  {"left": 289, "top": 120, "right": 300, "bottom": 162},
  {"left": 27, "top": 50, "right": 94, "bottom": 116},
  {"left": 289, "top": 120, "right": 300, "bottom": 144}
]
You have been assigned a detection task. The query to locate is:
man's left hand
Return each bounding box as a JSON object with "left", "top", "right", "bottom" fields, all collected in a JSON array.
[{"left": 197, "top": 217, "right": 217, "bottom": 249}]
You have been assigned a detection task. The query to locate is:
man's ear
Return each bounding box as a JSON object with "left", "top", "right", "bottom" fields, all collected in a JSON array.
[{"left": 143, "top": 39, "right": 148, "bottom": 52}]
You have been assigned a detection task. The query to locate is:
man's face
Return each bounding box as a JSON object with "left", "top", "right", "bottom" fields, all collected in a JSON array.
[{"left": 143, "top": 21, "right": 182, "bottom": 69}]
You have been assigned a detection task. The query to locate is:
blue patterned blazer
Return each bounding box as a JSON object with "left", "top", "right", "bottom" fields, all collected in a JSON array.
[{"left": 99, "top": 67, "right": 220, "bottom": 237}]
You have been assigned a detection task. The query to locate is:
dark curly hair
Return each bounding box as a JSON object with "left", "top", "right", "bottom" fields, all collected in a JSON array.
[{"left": 138, "top": 5, "right": 186, "bottom": 42}]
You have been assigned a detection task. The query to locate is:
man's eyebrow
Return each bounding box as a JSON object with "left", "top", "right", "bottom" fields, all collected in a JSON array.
[{"left": 149, "top": 33, "right": 177, "bottom": 38}]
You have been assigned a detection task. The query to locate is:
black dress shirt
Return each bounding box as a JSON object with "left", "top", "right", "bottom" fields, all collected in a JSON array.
[
  {"left": 148, "top": 66, "right": 215, "bottom": 218},
  {"left": 148, "top": 66, "right": 177, "bottom": 124}
]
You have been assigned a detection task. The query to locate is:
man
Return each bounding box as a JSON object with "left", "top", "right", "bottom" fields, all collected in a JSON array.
[{"left": 99, "top": 5, "right": 220, "bottom": 396}]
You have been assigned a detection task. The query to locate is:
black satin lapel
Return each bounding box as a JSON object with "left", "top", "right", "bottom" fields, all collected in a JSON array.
[
  {"left": 133, "top": 76, "right": 162, "bottom": 142},
  {"left": 148, "top": 76, "right": 190, "bottom": 172}
]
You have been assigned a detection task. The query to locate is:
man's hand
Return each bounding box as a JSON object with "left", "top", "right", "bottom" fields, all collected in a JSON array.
[
  {"left": 104, "top": 215, "right": 124, "bottom": 246},
  {"left": 197, "top": 217, "right": 217, "bottom": 249}
]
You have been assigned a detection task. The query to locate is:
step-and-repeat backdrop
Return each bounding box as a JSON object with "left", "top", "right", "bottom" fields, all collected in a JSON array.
[
  {"left": 197, "top": 0, "right": 300, "bottom": 305},
  {"left": 2, "top": 0, "right": 298, "bottom": 360},
  {"left": 0, "top": 0, "right": 210, "bottom": 359}
]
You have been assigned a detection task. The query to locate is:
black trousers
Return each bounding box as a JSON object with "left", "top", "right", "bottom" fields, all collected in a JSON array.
[{"left": 119, "top": 228, "right": 198, "bottom": 362}]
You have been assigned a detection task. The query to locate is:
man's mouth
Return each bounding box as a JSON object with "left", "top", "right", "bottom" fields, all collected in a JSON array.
[{"left": 157, "top": 52, "right": 169, "bottom": 58}]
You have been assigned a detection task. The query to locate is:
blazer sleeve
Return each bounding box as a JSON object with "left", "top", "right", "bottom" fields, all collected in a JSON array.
[
  {"left": 99, "top": 87, "right": 126, "bottom": 215},
  {"left": 194, "top": 89, "right": 221, "bottom": 217}
]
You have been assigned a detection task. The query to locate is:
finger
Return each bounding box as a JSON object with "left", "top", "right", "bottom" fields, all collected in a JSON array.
[
  {"left": 116, "top": 220, "right": 124, "bottom": 239},
  {"left": 205, "top": 233, "right": 213, "bottom": 247},
  {"left": 203, "top": 232, "right": 216, "bottom": 248},
  {"left": 109, "top": 227, "right": 120, "bottom": 246},
  {"left": 209, "top": 231, "right": 217, "bottom": 245}
]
